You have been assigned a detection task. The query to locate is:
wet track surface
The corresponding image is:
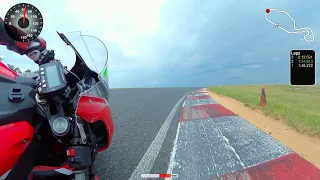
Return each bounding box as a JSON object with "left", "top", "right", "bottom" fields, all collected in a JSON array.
[{"left": 93, "top": 88, "right": 195, "bottom": 180}]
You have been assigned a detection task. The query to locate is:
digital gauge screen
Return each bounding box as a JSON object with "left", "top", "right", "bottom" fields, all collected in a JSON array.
[
  {"left": 290, "top": 50, "right": 316, "bottom": 86},
  {"left": 4, "top": 3, "right": 43, "bottom": 42}
]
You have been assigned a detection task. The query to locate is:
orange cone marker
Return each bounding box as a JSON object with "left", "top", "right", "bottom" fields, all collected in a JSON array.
[{"left": 260, "top": 86, "right": 267, "bottom": 107}]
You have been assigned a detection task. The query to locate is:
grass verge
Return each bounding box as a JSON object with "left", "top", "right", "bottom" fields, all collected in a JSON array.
[{"left": 208, "top": 85, "right": 320, "bottom": 136}]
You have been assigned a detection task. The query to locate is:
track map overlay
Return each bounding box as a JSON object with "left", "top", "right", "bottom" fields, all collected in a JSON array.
[{"left": 264, "top": 8, "right": 315, "bottom": 42}]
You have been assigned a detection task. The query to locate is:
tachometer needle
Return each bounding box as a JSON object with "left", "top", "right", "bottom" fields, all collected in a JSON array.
[{"left": 23, "top": 5, "right": 26, "bottom": 23}]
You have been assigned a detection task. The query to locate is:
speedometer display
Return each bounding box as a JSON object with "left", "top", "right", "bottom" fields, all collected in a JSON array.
[{"left": 4, "top": 3, "right": 43, "bottom": 42}]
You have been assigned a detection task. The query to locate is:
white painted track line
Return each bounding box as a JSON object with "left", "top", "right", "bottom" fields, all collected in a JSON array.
[
  {"left": 128, "top": 94, "right": 187, "bottom": 180},
  {"left": 166, "top": 123, "right": 181, "bottom": 176}
]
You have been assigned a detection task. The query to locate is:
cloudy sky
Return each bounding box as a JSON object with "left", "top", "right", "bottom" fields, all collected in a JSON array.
[{"left": 0, "top": 0, "right": 319, "bottom": 88}]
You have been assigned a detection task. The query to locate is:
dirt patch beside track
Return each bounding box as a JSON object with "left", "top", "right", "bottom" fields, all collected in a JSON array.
[{"left": 208, "top": 91, "right": 320, "bottom": 168}]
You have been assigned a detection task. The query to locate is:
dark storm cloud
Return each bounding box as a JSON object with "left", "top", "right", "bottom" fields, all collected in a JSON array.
[
  {"left": 3, "top": 0, "right": 319, "bottom": 87},
  {"left": 134, "top": 0, "right": 320, "bottom": 87}
]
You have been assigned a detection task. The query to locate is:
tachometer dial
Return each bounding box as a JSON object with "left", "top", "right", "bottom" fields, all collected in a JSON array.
[{"left": 4, "top": 3, "right": 43, "bottom": 42}]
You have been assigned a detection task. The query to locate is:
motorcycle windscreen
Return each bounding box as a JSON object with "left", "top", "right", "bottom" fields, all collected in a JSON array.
[
  {"left": 59, "top": 31, "right": 109, "bottom": 95},
  {"left": 79, "top": 79, "right": 109, "bottom": 102},
  {"left": 79, "top": 35, "right": 109, "bottom": 96}
]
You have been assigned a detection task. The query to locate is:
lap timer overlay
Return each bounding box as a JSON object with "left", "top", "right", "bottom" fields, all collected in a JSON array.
[{"left": 290, "top": 50, "right": 316, "bottom": 86}]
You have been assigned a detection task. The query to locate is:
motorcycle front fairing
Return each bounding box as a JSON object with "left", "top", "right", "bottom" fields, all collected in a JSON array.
[
  {"left": 0, "top": 31, "right": 113, "bottom": 179},
  {"left": 57, "top": 31, "right": 114, "bottom": 151},
  {"left": 76, "top": 82, "right": 114, "bottom": 151}
]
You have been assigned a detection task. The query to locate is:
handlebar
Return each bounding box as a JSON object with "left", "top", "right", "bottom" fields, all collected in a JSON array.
[{"left": 37, "top": 50, "right": 55, "bottom": 65}]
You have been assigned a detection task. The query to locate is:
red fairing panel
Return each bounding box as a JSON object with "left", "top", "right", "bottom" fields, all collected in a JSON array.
[
  {"left": 0, "top": 121, "right": 34, "bottom": 176},
  {"left": 76, "top": 96, "right": 114, "bottom": 150},
  {"left": 0, "top": 62, "right": 18, "bottom": 80},
  {"left": 32, "top": 164, "right": 74, "bottom": 171},
  {"left": 29, "top": 164, "right": 75, "bottom": 179}
]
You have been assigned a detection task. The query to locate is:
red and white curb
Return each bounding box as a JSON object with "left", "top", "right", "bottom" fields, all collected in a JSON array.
[{"left": 167, "top": 88, "right": 320, "bottom": 180}]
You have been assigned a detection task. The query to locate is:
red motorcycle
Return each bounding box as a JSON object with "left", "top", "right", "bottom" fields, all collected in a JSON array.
[{"left": 0, "top": 31, "right": 114, "bottom": 180}]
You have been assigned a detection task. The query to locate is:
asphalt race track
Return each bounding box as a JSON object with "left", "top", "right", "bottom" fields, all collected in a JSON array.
[
  {"left": 93, "top": 88, "right": 320, "bottom": 180},
  {"left": 93, "top": 88, "right": 195, "bottom": 180}
]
